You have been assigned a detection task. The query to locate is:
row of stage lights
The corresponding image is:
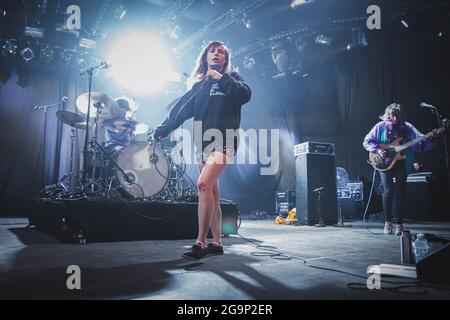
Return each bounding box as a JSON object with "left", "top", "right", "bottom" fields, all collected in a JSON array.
[{"left": 0, "top": 39, "right": 99, "bottom": 71}]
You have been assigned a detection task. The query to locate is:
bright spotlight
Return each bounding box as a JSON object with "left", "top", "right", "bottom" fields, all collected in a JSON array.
[
  {"left": 291, "top": 0, "right": 314, "bottom": 9},
  {"left": 107, "top": 31, "right": 172, "bottom": 93}
]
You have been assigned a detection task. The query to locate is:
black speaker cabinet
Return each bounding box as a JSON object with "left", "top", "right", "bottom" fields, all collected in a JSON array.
[
  {"left": 416, "top": 243, "right": 450, "bottom": 282},
  {"left": 295, "top": 153, "right": 338, "bottom": 225},
  {"left": 404, "top": 181, "right": 432, "bottom": 221},
  {"left": 338, "top": 198, "right": 357, "bottom": 219}
]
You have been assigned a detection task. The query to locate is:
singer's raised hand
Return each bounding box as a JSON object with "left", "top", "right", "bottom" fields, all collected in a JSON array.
[{"left": 207, "top": 68, "right": 223, "bottom": 81}]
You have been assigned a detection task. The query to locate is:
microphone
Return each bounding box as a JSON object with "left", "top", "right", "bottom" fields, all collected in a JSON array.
[
  {"left": 209, "top": 64, "right": 222, "bottom": 72},
  {"left": 35, "top": 97, "right": 69, "bottom": 110},
  {"left": 421, "top": 102, "right": 435, "bottom": 108}
]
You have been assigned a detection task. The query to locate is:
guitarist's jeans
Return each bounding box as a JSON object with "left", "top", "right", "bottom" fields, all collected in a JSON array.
[{"left": 379, "top": 160, "right": 407, "bottom": 224}]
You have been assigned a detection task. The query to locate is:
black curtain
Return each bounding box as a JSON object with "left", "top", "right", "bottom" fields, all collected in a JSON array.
[
  {"left": 219, "top": 29, "right": 450, "bottom": 216},
  {"left": 0, "top": 67, "right": 85, "bottom": 216}
]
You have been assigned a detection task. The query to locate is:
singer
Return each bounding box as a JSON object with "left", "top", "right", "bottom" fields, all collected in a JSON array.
[
  {"left": 154, "top": 41, "right": 252, "bottom": 260},
  {"left": 362, "top": 103, "right": 439, "bottom": 236}
]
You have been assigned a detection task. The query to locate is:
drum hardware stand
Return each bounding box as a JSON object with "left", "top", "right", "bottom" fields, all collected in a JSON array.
[
  {"left": 79, "top": 61, "right": 109, "bottom": 191},
  {"left": 59, "top": 128, "right": 78, "bottom": 191},
  {"left": 88, "top": 104, "right": 104, "bottom": 192},
  {"left": 35, "top": 98, "right": 68, "bottom": 188}
]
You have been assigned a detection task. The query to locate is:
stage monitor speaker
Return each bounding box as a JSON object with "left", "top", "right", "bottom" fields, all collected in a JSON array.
[
  {"left": 416, "top": 243, "right": 450, "bottom": 282},
  {"left": 295, "top": 153, "right": 338, "bottom": 225}
]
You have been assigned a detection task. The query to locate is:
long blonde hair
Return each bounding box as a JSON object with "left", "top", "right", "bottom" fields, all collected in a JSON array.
[{"left": 186, "top": 41, "right": 231, "bottom": 90}]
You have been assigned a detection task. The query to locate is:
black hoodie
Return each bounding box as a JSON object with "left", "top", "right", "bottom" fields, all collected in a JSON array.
[{"left": 157, "top": 71, "right": 251, "bottom": 151}]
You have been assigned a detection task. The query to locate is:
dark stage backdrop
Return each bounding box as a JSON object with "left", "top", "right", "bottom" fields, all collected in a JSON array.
[
  {"left": 0, "top": 67, "right": 88, "bottom": 216},
  {"left": 220, "top": 30, "right": 450, "bottom": 217},
  {"left": 0, "top": 29, "right": 449, "bottom": 218}
]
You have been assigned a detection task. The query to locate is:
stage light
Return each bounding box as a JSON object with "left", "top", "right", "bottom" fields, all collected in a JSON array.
[
  {"left": 114, "top": 4, "right": 127, "bottom": 20},
  {"left": 243, "top": 18, "right": 253, "bottom": 29},
  {"left": 39, "top": 45, "right": 54, "bottom": 63},
  {"left": 24, "top": 26, "right": 44, "bottom": 38},
  {"left": 21, "top": 47, "right": 35, "bottom": 62},
  {"left": 79, "top": 38, "right": 97, "bottom": 49},
  {"left": 315, "top": 34, "right": 332, "bottom": 46},
  {"left": 168, "top": 25, "right": 181, "bottom": 39},
  {"left": 243, "top": 57, "right": 256, "bottom": 70},
  {"left": 291, "top": 0, "right": 314, "bottom": 9},
  {"left": 59, "top": 49, "right": 74, "bottom": 65},
  {"left": 2, "top": 41, "right": 17, "bottom": 57},
  {"left": 77, "top": 58, "right": 88, "bottom": 72},
  {"left": 106, "top": 31, "right": 172, "bottom": 93},
  {"left": 271, "top": 43, "right": 289, "bottom": 78},
  {"left": 295, "top": 38, "right": 308, "bottom": 53}
]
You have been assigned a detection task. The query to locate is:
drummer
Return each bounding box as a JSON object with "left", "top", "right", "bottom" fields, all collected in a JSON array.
[{"left": 103, "top": 96, "right": 137, "bottom": 156}]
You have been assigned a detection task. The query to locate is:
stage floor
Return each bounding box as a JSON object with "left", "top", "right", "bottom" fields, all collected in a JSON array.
[{"left": 1, "top": 217, "right": 450, "bottom": 300}]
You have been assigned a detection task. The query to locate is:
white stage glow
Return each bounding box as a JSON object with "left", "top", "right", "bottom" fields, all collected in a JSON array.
[{"left": 107, "top": 31, "right": 171, "bottom": 93}]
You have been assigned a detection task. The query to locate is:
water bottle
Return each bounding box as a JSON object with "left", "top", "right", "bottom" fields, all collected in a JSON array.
[{"left": 412, "top": 233, "right": 429, "bottom": 263}]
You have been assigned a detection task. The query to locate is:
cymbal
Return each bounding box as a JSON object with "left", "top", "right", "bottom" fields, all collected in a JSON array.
[
  {"left": 76, "top": 92, "right": 121, "bottom": 120},
  {"left": 72, "top": 122, "right": 92, "bottom": 130},
  {"left": 56, "top": 111, "right": 84, "bottom": 126}
]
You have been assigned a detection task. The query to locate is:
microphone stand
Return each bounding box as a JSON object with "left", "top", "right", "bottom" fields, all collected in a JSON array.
[
  {"left": 35, "top": 99, "right": 67, "bottom": 188},
  {"left": 426, "top": 105, "right": 450, "bottom": 198}
]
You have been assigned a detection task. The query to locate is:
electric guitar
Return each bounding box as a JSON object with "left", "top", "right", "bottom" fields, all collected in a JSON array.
[{"left": 368, "top": 127, "right": 444, "bottom": 172}]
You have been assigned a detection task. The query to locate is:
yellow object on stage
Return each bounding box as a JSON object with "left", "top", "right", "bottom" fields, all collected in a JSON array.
[{"left": 275, "top": 208, "right": 297, "bottom": 225}]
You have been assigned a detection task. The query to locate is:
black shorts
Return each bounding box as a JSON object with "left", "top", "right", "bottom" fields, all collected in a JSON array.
[{"left": 196, "top": 136, "right": 239, "bottom": 164}]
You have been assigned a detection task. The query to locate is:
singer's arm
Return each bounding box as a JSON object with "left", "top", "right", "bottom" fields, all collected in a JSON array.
[
  {"left": 155, "top": 84, "right": 198, "bottom": 138},
  {"left": 217, "top": 72, "right": 252, "bottom": 105}
]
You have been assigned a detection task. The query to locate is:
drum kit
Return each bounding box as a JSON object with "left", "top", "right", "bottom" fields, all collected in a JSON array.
[{"left": 48, "top": 92, "right": 197, "bottom": 202}]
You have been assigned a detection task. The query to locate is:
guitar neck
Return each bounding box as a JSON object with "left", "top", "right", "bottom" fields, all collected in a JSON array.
[{"left": 395, "top": 130, "right": 435, "bottom": 152}]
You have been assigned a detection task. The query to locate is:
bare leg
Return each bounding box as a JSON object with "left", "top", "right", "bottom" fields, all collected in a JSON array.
[
  {"left": 197, "top": 152, "right": 230, "bottom": 245},
  {"left": 210, "top": 181, "right": 222, "bottom": 243}
]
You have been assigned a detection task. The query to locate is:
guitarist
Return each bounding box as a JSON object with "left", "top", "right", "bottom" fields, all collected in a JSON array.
[{"left": 363, "top": 103, "right": 439, "bottom": 236}]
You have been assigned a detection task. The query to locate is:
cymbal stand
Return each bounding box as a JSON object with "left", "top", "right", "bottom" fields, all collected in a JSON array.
[
  {"left": 88, "top": 106, "right": 102, "bottom": 192},
  {"left": 79, "top": 61, "right": 108, "bottom": 191},
  {"left": 59, "top": 128, "right": 78, "bottom": 191}
]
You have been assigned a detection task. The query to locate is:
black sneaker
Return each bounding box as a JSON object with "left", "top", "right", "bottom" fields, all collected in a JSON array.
[
  {"left": 182, "top": 244, "right": 204, "bottom": 260},
  {"left": 201, "top": 243, "right": 224, "bottom": 258}
]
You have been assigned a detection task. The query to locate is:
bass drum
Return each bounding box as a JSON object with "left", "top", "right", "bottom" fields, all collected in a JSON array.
[{"left": 115, "top": 142, "right": 170, "bottom": 198}]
